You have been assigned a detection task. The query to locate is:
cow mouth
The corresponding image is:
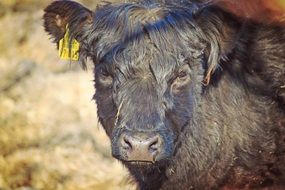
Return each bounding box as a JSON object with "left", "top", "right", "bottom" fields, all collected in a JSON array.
[
  {"left": 124, "top": 159, "right": 170, "bottom": 172},
  {"left": 128, "top": 160, "right": 154, "bottom": 164},
  {"left": 124, "top": 160, "right": 156, "bottom": 168},
  {"left": 122, "top": 161, "right": 157, "bottom": 171}
]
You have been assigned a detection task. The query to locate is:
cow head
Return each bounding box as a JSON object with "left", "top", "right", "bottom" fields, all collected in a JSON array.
[{"left": 44, "top": 0, "right": 237, "bottom": 169}]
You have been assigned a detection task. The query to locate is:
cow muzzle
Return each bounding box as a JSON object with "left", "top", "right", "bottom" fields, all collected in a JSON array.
[{"left": 114, "top": 131, "right": 165, "bottom": 163}]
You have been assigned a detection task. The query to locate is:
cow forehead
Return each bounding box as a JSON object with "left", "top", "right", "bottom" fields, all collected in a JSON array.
[{"left": 102, "top": 41, "right": 185, "bottom": 82}]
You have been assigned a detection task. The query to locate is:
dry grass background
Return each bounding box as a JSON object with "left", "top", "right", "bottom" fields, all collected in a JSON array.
[{"left": 0, "top": 0, "right": 135, "bottom": 189}]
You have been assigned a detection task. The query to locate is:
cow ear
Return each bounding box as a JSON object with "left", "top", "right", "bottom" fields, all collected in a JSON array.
[
  {"left": 43, "top": 0, "right": 93, "bottom": 44},
  {"left": 203, "top": 23, "right": 237, "bottom": 85},
  {"left": 43, "top": 0, "right": 93, "bottom": 68},
  {"left": 194, "top": 7, "right": 238, "bottom": 85}
]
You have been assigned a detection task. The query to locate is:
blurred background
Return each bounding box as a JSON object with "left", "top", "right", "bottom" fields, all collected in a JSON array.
[{"left": 0, "top": 0, "right": 135, "bottom": 189}]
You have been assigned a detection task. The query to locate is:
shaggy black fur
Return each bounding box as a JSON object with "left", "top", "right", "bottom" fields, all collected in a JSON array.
[{"left": 43, "top": 0, "right": 285, "bottom": 189}]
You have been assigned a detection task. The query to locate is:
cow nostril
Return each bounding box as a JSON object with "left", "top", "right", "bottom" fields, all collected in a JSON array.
[
  {"left": 122, "top": 136, "right": 132, "bottom": 150},
  {"left": 149, "top": 137, "right": 159, "bottom": 152}
]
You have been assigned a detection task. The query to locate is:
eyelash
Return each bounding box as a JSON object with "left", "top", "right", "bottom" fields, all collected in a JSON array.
[
  {"left": 177, "top": 71, "right": 188, "bottom": 79},
  {"left": 97, "top": 68, "right": 113, "bottom": 86},
  {"left": 99, "top": 68, "right": 109, "bottom": 75}
]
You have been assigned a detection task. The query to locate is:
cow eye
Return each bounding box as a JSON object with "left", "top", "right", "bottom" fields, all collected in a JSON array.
[
  {"left": 175, "top": 65, "right": 191, "bottom": 82},
  {"left": 173, "top": 70, "right": 190, "bottom": 85},
  {"left": 171, "top": 65, "right": 191, "bottom": 92},
  {"left": 97, "top": 69, "right": 113, "bottom": 87}
]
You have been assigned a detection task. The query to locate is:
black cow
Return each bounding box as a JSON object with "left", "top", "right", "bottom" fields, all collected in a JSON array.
[{"left": 43, "top": 0, "right": 285, "bottom": 189}]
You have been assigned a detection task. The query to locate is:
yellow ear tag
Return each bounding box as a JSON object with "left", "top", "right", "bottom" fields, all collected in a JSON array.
[{"left": 58, "top": 26, "right": 80, "bottom": 61}]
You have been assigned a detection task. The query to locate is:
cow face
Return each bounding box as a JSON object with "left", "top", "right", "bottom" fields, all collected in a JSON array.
[
  {"left": 44, "top": 0, "right": 232, "bottom": 168},
  {"left": 94, "top": 40, "right": 206, "bottom": 165}
]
